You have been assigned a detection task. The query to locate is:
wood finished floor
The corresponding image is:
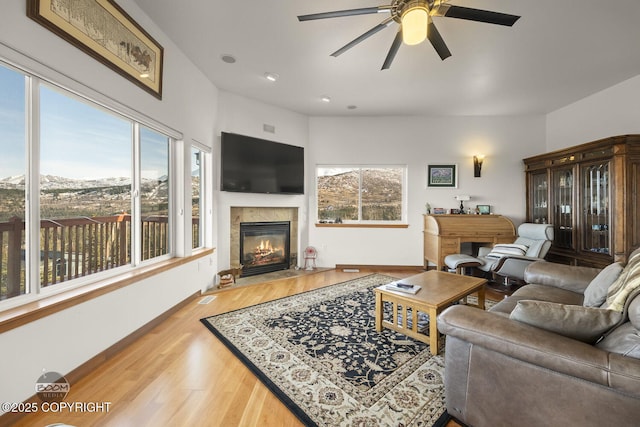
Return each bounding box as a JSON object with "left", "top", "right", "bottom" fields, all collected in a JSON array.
[{"left": 9, "top": 268, "right": 498, "bottom": 427}]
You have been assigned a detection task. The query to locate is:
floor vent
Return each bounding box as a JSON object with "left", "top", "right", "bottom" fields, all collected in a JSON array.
[
  {"left": 198, "top": 296, "right": 217, "bottom": 305},
  {"left": 343, "top": 268, "right": 360, "bottom": 273}
]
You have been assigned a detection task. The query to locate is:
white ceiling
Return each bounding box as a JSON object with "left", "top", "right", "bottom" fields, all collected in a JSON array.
[{"left": 132, "top": 0, "right": 640, "bottom": 116}]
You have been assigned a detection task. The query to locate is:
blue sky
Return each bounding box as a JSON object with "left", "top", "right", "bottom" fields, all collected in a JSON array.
[
  {"left": 40, "top": 85, "right": 133, "bottom": 180},
  {"left": 0, "top": 65, "right": 25, "bottom": 179},
  {"left": 1, "top": 64, "right": 168, "bottom": 181}
]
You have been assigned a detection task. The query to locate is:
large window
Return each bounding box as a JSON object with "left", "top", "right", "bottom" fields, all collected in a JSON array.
[
  {"left": 191, "top": 146, "right": 203, "bottom": 249},
  {"left": 0, "top": 65, "right": 26, "bottom": 300},
  {"left": 140, "top": 126, "right": 170, "bottom": 261},
  {"left": 317, "top": 166, "right": 406, "bottom": 223},
  {"left": 40, "top": 85, "right": 133, "bottom": 285},
  {"left": 0, "top": 60, "right": 177, "bottom": 305}
]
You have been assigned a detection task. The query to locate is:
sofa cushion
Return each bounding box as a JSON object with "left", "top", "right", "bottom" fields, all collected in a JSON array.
[
  {"left": 583, "top": 262, "right": 624, "bottom": 307},
  {"left": 604, "top": 251, "right": 640, "bottom": 312},
  {"left": 524, "top": 262, "right": 600, "bottom": 294},
  {"left": 596, "top": 298, "right": 640, "bottom": 359},
  {"left": 489, "top": 283, "right": 584, "bottom": 316},
  {"left": 629, "top": 291, "right": 640, "bottom": 329},
  {"left": 510, "top": 300, "right": 623, "bottom": 344},
  {"left": 595, "top": 322, "right": 640, "bottom": 359}
]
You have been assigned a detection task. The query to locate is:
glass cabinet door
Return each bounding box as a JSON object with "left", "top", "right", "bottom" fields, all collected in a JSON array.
[
  {"left": 552, "top": 167, "right": 575, "bottom": 249},
  {"left": 582, "top": 161, "right": 610, "bottom": 255},
  {"left": 529, "top": 171, "right": 548, "bottom": 224}
]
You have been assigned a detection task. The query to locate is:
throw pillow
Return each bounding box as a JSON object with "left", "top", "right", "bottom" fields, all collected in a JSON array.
[
  {"left": 604, "top": 251, "right": 640, "bottom": 312},
  {"left": 510, "top": 300, "right": 623, "bottom": 344},
  {"left": 583, "top": 262, "right": 624, "bottom": 307},
  {"left": 595, "top": 323, "right": 640, "bottom": 359},
  {"left": 486, "top": 243, "right": 528, "bottom": 259}
]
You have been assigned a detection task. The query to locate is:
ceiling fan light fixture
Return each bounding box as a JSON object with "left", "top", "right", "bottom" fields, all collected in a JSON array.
[
  {"left": 401, "top": 3, "right": 429, "bottom": 46},
  {"left": 299, "top": 1, "right": 520, "bottom": 68}
]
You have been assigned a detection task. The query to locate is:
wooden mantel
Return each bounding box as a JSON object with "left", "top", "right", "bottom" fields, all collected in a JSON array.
[{"left": 423, "top": 214, "right": 516, "bottom": 270}]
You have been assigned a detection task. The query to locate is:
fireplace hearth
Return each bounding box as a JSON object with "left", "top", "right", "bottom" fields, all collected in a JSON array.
[{"left": 240, "top": 221, "right": 290, "bottom": 277}]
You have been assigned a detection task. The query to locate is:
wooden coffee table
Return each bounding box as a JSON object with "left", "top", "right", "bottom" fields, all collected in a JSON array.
[{"left": 374, "top": 270, "right": 486, "bottom": 355}]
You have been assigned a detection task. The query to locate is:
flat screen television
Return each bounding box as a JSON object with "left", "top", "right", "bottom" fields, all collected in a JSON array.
[{"left": 220, "top": 132, "right": 304, "bottom": 195}]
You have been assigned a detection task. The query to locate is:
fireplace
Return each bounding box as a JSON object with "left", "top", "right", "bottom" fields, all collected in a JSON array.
[{"left": 239, "top": 221, "right": 290, "bottom": 277}]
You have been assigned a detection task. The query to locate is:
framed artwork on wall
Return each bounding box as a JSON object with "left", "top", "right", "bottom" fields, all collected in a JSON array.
[
  {"left": 427, "top": 164, "right": 457, "bottom": 188},
  {"left": 27, "top": 0, "right": 164, "bottom": 99}
]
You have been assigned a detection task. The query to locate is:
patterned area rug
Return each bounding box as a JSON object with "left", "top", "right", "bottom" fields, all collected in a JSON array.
[{"left": 201, "top": 274, "right": 469, "bottom": 426}]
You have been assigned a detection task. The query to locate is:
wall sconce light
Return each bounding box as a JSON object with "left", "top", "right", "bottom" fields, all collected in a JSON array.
[{"left": 473, "top": 155, "right": 485, "bottom": 177}]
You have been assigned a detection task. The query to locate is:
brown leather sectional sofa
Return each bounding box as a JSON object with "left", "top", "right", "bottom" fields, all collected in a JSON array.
[{"left": 438, "top": 256, "right": 640, "bottom": 426}]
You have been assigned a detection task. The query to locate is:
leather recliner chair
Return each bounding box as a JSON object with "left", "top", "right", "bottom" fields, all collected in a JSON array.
[{"left": 445, "top": 223, "right": 554, "bottom": 286}]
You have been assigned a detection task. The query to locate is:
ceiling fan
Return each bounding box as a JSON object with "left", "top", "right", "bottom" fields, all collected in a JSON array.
[{"left": 298, "top": 0, "right": 520, "bottom": 70}]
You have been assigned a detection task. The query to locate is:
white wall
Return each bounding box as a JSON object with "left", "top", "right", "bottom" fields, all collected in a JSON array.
[
  {"left": 3, "top": 0, "right": 634, "bottom": 409},
  {"left": 0, "top": 261, "right": 212, "bottom": 408},
  {"left": 0, "top": 0, "right": 217, "bottom": 409},
  {"left": 214, "top": 91, "right": 310, "bottom": 271},
  {"left": 546, "top": 74, "right": 640, "bottom": 150},
  {"left": 308, "top": 115, "right": 546, "bottom": 267}
]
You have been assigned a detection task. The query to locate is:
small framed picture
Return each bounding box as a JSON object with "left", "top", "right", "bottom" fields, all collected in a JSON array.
[
  {"left": 427, "top": 164, "right": 457, "bottom": 188},
  {"left": 432, "top": 207, "right": 446, "bottom": 214},
  {"left": 477, "top": 205, "right": 491, "bottom": 215}
]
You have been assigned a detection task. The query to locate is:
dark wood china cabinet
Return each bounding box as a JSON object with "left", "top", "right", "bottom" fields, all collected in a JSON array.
[{"left": 523, "top": 135, "right": 640, "bottom": 268}]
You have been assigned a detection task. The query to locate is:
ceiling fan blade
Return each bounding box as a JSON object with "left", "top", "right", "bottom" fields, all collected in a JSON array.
[
  {"left": 381, "top": 29, "right": 403, "bottom": 70},
  {"left": 437, "top": 5, "right": 520, "bottom": 26},
  {"left": 298, "top": 6, "right": 391, "bottom": 22},
  {"left": 331, "top": 17, "right": 394, "bottom": 57},
  {"left": 427, "top": 19, "right": 451, "bottom": 60}
]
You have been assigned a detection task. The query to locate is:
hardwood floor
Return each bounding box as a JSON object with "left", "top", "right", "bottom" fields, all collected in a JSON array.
[{"left": 8, "top": 268, "right": 496, "bottom": 427}]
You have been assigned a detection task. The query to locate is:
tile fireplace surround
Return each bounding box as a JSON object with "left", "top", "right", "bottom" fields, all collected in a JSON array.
[{"left": 230, "top": 207, "right": 299, "bottom": 270}]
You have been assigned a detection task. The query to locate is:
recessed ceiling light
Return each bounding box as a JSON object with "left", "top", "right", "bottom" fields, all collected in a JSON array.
[
  {"left": 221, "top": 54, "right": 236, "bottom": 64},
  {"left": 321, "top": 96, "right": 331, "bottom": 103},
  {"left": 347, "top": 105, "right": 358, "bottom": 110},
  {"left": 264, "top": 72, "right": 279, "bottom": 82}
]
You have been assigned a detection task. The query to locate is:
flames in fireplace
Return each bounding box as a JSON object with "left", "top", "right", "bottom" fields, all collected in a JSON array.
[
  {"left": 257, "top": 239, "right": 272, "bottom": 253},
  {"left": 240, "top": 221, "right": 291, "bottom": 276},
  {"left": 250, "top": 239, "right": 285, "bottom": 265}
]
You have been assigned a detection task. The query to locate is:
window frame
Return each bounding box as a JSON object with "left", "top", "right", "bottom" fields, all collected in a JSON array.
[
  {"left": 190, "top": 142, "right": 210, "bottom": 250},
  {"left": 0, "top": 51, "right": 183, "bottom": 310},
  {"left": 316, "top": 164, "right": 408, "bottom": 225}
]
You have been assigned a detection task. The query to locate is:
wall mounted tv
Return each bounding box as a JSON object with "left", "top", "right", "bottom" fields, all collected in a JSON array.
[{"left": 220, "top": 132, "right": 304, "bottom": 195}]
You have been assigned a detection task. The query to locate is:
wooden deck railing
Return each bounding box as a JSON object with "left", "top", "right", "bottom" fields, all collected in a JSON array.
[
  {"left": 0, "top": 217, "right": 24, "bottom": 300},
  {"left": 0, "top": 215, "right": 199, "bottom": 301}
]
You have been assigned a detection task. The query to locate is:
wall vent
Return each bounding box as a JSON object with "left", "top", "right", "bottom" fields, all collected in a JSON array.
[{"left": 263, "top": 124, "right": 275, "bottom": 133}]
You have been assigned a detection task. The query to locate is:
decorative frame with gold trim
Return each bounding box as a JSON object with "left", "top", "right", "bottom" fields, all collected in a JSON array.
[{"left": 27, "top": 0, "right": 163, "bottom": 99}]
